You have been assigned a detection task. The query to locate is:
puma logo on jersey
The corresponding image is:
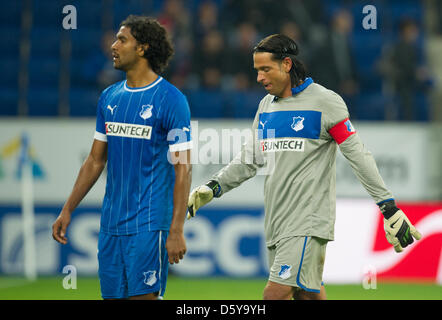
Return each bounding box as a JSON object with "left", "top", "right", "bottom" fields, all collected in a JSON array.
[
  {"left": 140, "top": 104, "right": 153, "bottom": 120},
  {"left": 107, "top": 105, "right": 118, "bottom": 115},
  {"left": 259, "top": 120, "right": 268, "bottom": 129}
]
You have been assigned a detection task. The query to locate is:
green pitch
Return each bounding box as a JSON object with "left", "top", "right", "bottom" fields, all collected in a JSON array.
[{"left": 0, "top": 276, "right": 440, "bottom": 300}]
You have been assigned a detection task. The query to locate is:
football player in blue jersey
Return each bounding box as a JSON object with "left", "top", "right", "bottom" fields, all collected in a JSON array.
[{"left": 52, "top": 15, "right": 192, "bottom": 300}]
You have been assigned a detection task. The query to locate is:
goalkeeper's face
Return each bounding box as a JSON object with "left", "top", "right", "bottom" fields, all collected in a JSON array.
[
  {"left": 253, "top": 52, "right": 292, "bottom": 98},
  {"left": 111, "top": 26, "right": 144, "bottom": 72}
]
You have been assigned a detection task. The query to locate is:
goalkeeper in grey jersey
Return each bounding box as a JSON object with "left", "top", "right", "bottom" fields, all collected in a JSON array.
[{"left": 187, "top": 34, "right": 421, "bottom": 300}]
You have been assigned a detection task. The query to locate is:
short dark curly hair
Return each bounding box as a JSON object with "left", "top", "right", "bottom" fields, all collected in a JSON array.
[{"left": 120, "top": 15, "right": 174, "bottom": 74}]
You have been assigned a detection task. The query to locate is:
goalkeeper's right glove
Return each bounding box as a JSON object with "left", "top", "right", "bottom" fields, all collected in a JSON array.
[
  {"left": 187, "top": 180, "right": 221, "bottom": 220},
  {"left": 379, "top": 200, "right": 422, "bottom": 253}
]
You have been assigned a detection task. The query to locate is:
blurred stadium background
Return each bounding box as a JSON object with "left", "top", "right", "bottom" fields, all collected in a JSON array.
[{"left": 0, "top": 0, "right": 441, "bottom": 300}]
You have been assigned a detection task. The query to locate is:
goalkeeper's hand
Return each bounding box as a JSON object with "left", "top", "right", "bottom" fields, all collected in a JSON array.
[
  {"left": 187, "top": 180, "right": 221, "bottom": 220},
  {"left": 379, "top": 200, "right": 422, "bottom": 253}
]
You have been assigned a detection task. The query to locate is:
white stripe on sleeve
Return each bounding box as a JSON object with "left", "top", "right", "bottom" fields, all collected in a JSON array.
[
  {"left": 169, "top": 140, "right": 193, "bottom": 152},
  {"left": 94, "top": 131, "right": 107, "bottom": 142}
]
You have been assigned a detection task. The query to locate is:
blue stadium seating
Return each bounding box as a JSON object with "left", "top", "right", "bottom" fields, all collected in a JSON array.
[
  {"left": 0, "top": 0, "right": 430, "bottom": 120},
  {"left": 228, "top": 90, "right": 265, "bottom": 119},
  {"left": 186, "top": 90, "right": 225, "bottom": 118},
  {"left": 27, "top": 87, "right": 59, "bottom": 116},
  {"left": 0, "top": 58, "right": 19, "bottom": 87},
  {"left": 0, "top": 27, "right": 21, "bottom": 58},
  {"left": 354, "top": 91, "right": 387, "bottom": 121},
  {"left": 70, "top": 28, "right": 103, "bottom": 60},
  {"left": 74, "top": 0, "right": 104, "bottom": 29},
  {"left": 28, "top": 58, "right": 60, "bottom": 87},
  {"left": 30, "top": 27, "right": 61, "bottom": 58},
  {"left": 0, "top": 0, "right": 22, "bottom": 27},
  {"left": 113, "top": 0, "right": 156, "bottom": 29},
  {"left": 32, "top": 0, "right": 66, "bottom": 28},
  {"left": 0, "top": 87, "right": 19, "bottom": 116},
  {"left": 69, "top": 87, "right": 100, "bottom": 117}
]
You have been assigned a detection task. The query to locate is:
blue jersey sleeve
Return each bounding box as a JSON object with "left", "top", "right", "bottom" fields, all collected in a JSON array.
[
  {"left": 162, "top": 90, "right": 192, "bottom": 152},
  {"left": 94, "top": 91, "right": 108, "bottom": 142}
]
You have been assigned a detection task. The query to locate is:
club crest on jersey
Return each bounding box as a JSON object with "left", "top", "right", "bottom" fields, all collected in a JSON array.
[
  {"left": 291, "top": 116, "right": 304, "bottom": 132},
  {"left": 143, "top": 271, "right": 157, "bottom": 286},
  {"left": 140, "top": 104, "right": 153, "bottom": 120},
  {"left": 344, "top": 119, "right": 355, "bottom": 133},
  {"left": 279, "top": 264, "right": 292, "bottom": 280}
]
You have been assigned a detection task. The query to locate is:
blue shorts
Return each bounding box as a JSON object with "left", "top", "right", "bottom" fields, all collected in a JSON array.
[{"left": 97, "top": 230, "right": 169, "bottom": 299}]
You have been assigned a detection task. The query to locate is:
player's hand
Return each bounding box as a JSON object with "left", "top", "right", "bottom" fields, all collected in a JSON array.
[
  {"left": 52, "top": 211, "right": 71, "bottom": 245},
  {"left": 166, "top": 230, "right": 186, "bottom": 264},
  {"left": 187, "top": 180, "right": 221, "bottom": 219},
  {"left": 379, "top": 200, "right": 422, "bottom": 253}
]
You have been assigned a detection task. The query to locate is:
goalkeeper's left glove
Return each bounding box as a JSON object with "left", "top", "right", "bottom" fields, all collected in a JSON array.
[
  {"left": 379, "top": 200, "right": 422, "bottom": 253},
  {"left": 187, "top": 180, "right": 221, "bottom": 220}
]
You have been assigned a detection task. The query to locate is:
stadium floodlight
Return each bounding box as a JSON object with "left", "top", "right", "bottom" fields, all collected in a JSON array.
[{"left": 19, "top": 133, "right": 37, "bottom": 281}]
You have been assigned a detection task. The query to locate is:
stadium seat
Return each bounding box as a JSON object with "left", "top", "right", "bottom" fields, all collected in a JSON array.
[
  {"left": 354, "top": 92, "right": 387, "bottom": 121},
  {"left": 113, "top": 0, "right": 155, "bottom": 29},
  {"left": 0, "top": 27, "right": 21, "bottom": 58},
  {"left": 70, "top": 28, "right": 103, "bottom": 60},
  {"left": 69, "top": 87, "right": 100, "bottom": 117},
  {"left": 0, "top": 0, "right": 22, "bottom": 27},
  {"left": 32, "top": 0, "right": 64, "bottom": 27},
  {"left": 228, "top": 90, "right": 264, "bottom": 119},
  {"left": 0, "top": 58, "right": 20, "bottom": 87},
  {"left": 0, "top": 87, "right": 19, "bottom": 116},
  {"left": 412, "top": 92, "right": 429, "bottom": 122},
  {"left": 30, "top": 27, "right": 61, "bottom": 58},
  {"left": 74, "top": 0, "right": 104, "bottom": 29},
  {"left": 27, "top": 87, "right": 59, "bottom": 116},
  {"left": 186, "top": 90, "right": 225, "bottom": 118},
  {"left": 28, "top": 58, "right": 60, "bottom": 87}
]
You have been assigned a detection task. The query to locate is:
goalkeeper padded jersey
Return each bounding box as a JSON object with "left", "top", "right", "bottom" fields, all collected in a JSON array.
[
  {"left": 94, "top": 76, "right": 192, "bottom": 235},
  {"left": 213, "top": 78, "right": 393, "bottom": 246}
]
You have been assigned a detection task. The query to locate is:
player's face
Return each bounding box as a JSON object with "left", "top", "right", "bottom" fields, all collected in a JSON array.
[
  {"left": 253, "top": 52, "right": 292, "bottom": 98},
  {"left": 111, "top": 26, "right": 142, "bottom": 71}
]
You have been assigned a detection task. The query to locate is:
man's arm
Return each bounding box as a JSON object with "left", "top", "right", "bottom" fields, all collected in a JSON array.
[
  {"left": 52, "top": 139, "right": 107, "bottom": 244},
  {"left": 333, "top": 125, "right": 421, "bottom": 252},
  {"left": 337, "top": 133, "right": 393, "bottom": 203},
  {"left": 166, "top": 150, "right": 192, "bottom": 264}
]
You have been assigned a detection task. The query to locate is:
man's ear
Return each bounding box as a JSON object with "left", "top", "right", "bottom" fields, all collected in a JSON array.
[
  {"left": 137, "top": 43, "right": 149, "bottom": 57},
  {"left": 282, "top": 57, "right": 293, "bottom": 73}
]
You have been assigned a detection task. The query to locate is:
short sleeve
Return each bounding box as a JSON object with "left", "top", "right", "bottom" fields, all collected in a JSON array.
[{"left": 162, "top": 90, "right": 192, "bottom": 152}]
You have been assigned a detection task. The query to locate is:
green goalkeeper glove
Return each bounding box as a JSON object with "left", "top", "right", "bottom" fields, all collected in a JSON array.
[
  {"left": 187, "top": 180, "right": 221, "bottom": 219},
  {"left": 379, "top": 200, "right": 422, "bottom": 253}
]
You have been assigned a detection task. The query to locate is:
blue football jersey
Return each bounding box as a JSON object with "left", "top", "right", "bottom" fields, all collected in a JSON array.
[{"left": 94, "top": 76, "right": 192, "bottom": 235}]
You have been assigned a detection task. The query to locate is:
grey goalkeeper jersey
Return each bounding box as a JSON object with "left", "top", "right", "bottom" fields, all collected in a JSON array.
[{"left": 212, "top": 78, "right": 393, "bottom": 246}]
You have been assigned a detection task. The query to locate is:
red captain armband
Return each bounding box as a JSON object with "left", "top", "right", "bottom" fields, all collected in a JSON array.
[{"left": 328, "top": 118, "right": 356, "bottom": 144}]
